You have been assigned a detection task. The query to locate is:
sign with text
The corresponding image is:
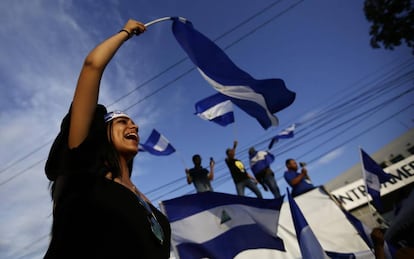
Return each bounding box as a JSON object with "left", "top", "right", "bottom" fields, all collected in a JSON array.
[{"left": 330, "top": 155, "right": 414, "bottom": 211}]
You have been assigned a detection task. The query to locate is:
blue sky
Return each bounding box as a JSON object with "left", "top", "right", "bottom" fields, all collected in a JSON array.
[{"left": 0, "top": 0, "right": 412, "bottom": 258}]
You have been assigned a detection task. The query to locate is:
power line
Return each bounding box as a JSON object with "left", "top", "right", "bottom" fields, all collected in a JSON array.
[
  {"left": 108, "top": 0, "right": 290, "bottom": 109},
  {"left": 142, "top": 66, "right": 413, "bottom": 199},
  {"left": 5, "top": 2, "right": 308, "bottom": 257},
  {"left": 0, "top": 139, "right": 51, "bottom": 175},
  {"left": 144, "top": 69, "right": 414, "bottom": 199},
  {"left": 11, "top": 101, "right": 413, "bottom": 259},
  {"left": 0, "top": 0, "right": 304, "bottom": 185},
  {"left": 0, "top": 159, "right": 45, "bottom": 187}
]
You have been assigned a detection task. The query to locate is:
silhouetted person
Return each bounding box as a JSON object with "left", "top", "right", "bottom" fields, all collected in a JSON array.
[{"left": 185, "top": 154, "right": 214, "bottom": 193}]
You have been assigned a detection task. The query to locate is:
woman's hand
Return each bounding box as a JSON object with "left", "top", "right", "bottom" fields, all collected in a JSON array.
[{"left": 122, "top": 19, "right": 146, "bottom": 37}]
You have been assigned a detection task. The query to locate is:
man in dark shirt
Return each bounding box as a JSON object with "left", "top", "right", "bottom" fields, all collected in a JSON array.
[
  {"left": 185, "top": 154, "right": 214, "bottom": 193},
  {"left": 225, "top": 141, "right": 262, "bottom": 198}
]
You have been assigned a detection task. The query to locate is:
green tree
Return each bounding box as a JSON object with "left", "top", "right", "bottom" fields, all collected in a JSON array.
[{"left": 364, "top": 0, "right": 414, "bottom": 54}]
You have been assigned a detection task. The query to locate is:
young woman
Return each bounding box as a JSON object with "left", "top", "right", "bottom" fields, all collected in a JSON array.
[{"left": 44, "top": 19, "right": 171, "bottom": 258}]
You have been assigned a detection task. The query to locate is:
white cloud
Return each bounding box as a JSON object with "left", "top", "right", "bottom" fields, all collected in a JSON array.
[
  {"left": 0, "top": 1, "right": 150, "bottom": 258},
  {"left": 310, "top": 147, "right": 346, "bottom": 171},
  {"left": 298, "top": 109, "right": 321, "bottom": 124},
  {"left": 0, "top": 0, "right": 167, "bottom": 255}
]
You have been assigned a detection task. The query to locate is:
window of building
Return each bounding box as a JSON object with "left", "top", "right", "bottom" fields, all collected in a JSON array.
[
  {"left": 389, "top": 154, "right": 405, "bottom": 164},
  {"left": 379, "top": 161, "right": 389, "bottom": 169}
]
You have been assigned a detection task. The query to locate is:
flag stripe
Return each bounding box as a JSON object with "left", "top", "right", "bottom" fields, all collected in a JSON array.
[
  {"left": 268, "top": 124, "right": 295, "bottom": 149},
  {"left": 170, "top": 204, "right": 280, "bottom": 243},
  {"left": 140, "top": 129, "right": 175, "bottom": 156},
  {"left": 162, "top": 192, "right": 285, "bottom": 259},
  {"left": 162, "top": 192, "right": 283, "bottom": 221},
  {"left": 250, "top": 151, "right": 275, "bottom": 175},
  {"left": 365, "top": 171, "right": 381, "bottom": 191},
  {"left": 299, "top": 227, "right": 329, "bottom": 259},
  {"left": 153, "top": 134, "right": 169, "bottom": 152},
  {"left": 194, "top": 92, "right": 235, "bottom": 126},
  {"left": 361, "top": 149, "right": 391, "bottom": 183},
  {"left": 287, "top": 189, "right": 328, "bottom": 258},
  {"left": 175, "top": 225, "right": 285, "bottom": 259},
  {"left": 277, "top": 124, "right": 295, "bottom": 138},
  {"left": 198, "top": 69, "right": 278, "bottom": 126},
  {"left": 197, "top": 99, "right": 233, "bottom": 120},
  {"left": 360, "top": 148, "right": 391, "bottom": 211},
  {"left": 210, "top": 112, "right": 234, "bottom": 126}
]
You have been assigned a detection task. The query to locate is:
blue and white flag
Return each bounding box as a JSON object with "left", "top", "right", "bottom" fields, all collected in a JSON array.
[
  {"left": 360, "top": 148, "right": 392, "bottom": 211},
  {"left": 172, "top": 18, "right": 296, "bottom": 129},
  {"left": 249, "top": 150, "right": 275, "bottom": 175},
  {"left": 194, "top": 92, "right": 235, "bottom": 126},
  {"left": 161, "top": 192, "right": 285, "bottom": 259},
  {"left": 287, "top": 189, "right": 329, "bottom": 259},
  {"left": 139, "top": 129, "right": 176, "bottom": 156},
  {"left": 343, "top": 210, "right": 395, "bottom": 259},
  {"left": 268, "top": 123, "right": 295, "bottom": 149}
]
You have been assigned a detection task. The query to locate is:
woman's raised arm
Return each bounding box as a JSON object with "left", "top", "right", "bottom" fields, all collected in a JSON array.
[{"left": 68, "top": 19, "right": 145, "bottom": 149}]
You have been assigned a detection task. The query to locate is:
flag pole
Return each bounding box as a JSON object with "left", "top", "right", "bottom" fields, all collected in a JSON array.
[
  {"left": 144, "top": 16, "right": 187, "bottom": 27},
  {"left": 175, "top": 149, "right": 188, "bottom": 169},
  {"left": 232, "top": 118, "right": 238, "bottom": 145}
]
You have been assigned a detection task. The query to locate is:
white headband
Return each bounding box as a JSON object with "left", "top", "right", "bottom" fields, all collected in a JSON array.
[{"left": 104, "top": 110, "right": 131, "bottom": 123}]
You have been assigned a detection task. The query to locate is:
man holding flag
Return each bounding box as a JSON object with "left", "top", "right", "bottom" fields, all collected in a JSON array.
[
  {"left": 248, "top": 147, "right": 281, "bottom": 198},
  {"left": 185, "top": 154, "right": 215, "bottom": 193},
  {"left": 225, "top": 141, "right": 263, "bottom": 198}
]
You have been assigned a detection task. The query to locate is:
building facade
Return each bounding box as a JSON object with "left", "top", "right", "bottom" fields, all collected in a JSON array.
[{"left": 324, "top": 128, "right": 414, "bottom": 228}]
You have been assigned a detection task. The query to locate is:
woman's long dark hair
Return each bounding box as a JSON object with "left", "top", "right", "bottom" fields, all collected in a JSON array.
[{"left": 46, "top": 104, "right": 134, "bottom": 202}]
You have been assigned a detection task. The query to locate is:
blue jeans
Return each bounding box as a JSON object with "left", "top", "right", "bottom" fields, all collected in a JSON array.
[
  {"left": 194, "top": 181, "right": 213, "bottom": 193},
  {"left": 262, "top": 172, "right": 281, "bottom": 199},
  {"left": 236, "top": 179, "right": 262, "bottom": 198}
]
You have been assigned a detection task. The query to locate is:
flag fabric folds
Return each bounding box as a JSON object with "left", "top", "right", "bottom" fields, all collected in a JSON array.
[
  {"left": 268, "top": 123, "right": 296, "bottom": 149},
  {"left": 194, "top": 92, "right": 235, "bottom": 126},
  {"left": 360, "top": 148, "right": 392, "bottom": 211},
  {"left": 286, "top": 189, "right": 329, "bottom": 259},
  {"left": 160, "top": 191, "right": 285, "bottom": 259},
  {"left": 249, "top": 150, "right": 275, "bottom": 175},
  {"left": 139, "top": 129, "right": 176, "bottom": 156},
  {"left": 172, "top": 18, "right": 296, "bottom": 129}
]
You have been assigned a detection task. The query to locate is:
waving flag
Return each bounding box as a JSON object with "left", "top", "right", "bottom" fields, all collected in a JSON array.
[
  {"left": 287, "top": 189, "right": 329, "bottom": 259},
  {"left": 139, "top": 129, "right": 175, "bottom": 156},
  {"left": 161, "top": 192, "right": 285, "bottom": 259},
  {"left": 172, "top": 18, "right": 296, "bottom": 129},
  {"left": 268, "top": 123, "right": 295, "bottom": 149},
  {"left": 360, "top": 148, "right": 392, "bottom": 211},
  {"left": 195, "top": 92, "right": 234, "bottom": 126},
  {"left": 249, "top": 150, "right": 275, "bottom": 175}
]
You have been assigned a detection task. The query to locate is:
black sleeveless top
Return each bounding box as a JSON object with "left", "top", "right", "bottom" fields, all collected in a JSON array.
[{"left": 44, "top": 104, "right": 171, "bottom": 259}]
